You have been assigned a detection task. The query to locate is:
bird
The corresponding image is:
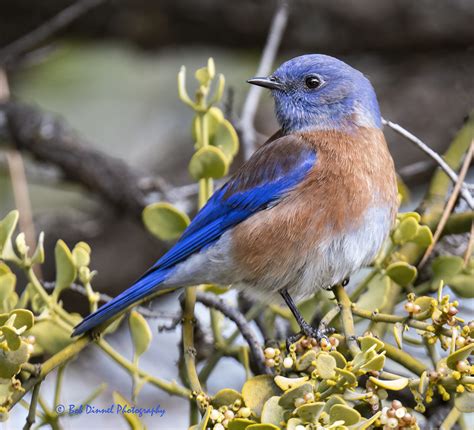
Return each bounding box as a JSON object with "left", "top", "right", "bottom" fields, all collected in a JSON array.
[{"left": 72, "top": 54, "right": 398, "bottom": 341}]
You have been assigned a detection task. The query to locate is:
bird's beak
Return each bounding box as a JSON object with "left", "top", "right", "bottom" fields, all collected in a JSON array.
[{"left": 247, "top": 76, "right": 283, "bottom": 90}]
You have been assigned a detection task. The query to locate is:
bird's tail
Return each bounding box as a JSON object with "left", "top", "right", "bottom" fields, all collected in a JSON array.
[{"left": 71, "top": 268, "right": 173, "bottom": 337}]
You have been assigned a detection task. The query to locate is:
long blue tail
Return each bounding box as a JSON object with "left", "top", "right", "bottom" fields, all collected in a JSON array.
[{"left": 72, "top": 269, "right": 172, "bottom": 336}]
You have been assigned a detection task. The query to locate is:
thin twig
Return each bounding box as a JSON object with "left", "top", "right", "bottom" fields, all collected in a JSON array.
[
  {"left": 23, "top": 381, "right": 42, "bottom": 430},
  {"left": 419, "top": 141, "right": 474, "bottom": 267},
  {"left": 352, "top": 305, "right": 452, "bottom": 337},
  {"left": 463, "top": 220, "right": 474, "bottom": 266},
  {"left": 240, "top": 0, "right": 289, "bottom": 160},
  {"left": 382, "top": 118, "right": 474, "bottom": 209},
  {"left": 0, "top": 69, "right": 40, "bottom": 270},
  {"left": 196, "top": 291, "right": 269, "bottom": 375},
  {"left": 0, "top": 0, "right": 107, "bottom": 65}
]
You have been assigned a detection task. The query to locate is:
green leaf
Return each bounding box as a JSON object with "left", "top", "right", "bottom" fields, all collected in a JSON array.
[
  {"left": 0, "top": 341, "right": 30, "bottom": 378},
  {"left": 207, "top": 58, "right": 216, "bottom": 79},
  {"left": 129, "top": 311, "right": 152, "bottom": 358},
  {"left": 411, "top": 225, "right": 433, "bottom": 247},
  {"left": 446, "top": 343, "right": 474, "bottom": 370},
  {"left": 352, "top": 411, "right": 381, "bottom": 429},
  {"left": 359, "top": 353, "right": 385, "bottom": 373},
  {"left": 397, "top": 212, "right": 421, "bottom": 222},
  {"left": 195, "top": 67, "right": 210, "bottom": 86},
  {"left": 28, "top": 318, "right": 76, "bottom": 355},
  {"left": 295, "top": 402, "right": 325, "bottom": 422},
  {"left": 143, "top": 202, "right": 190, "bottom": 241},
  {"left": 323, "top": 395, "right": 346, "bottom": 413},
  {"left": 1, "top": 326, "right": 21, "bottom": 350},
  {"left": 53, "top": 240, "right": 77, "bottom": 298},
  {"left": 9, "top": 309, "right": 34, "bottom": 331},
  {"left": 296, "top": 350, "right": 316, "bottom": 371},
  {"left": 432, "top": 256, "right": 464, "bottom": 280},
  {"left": 246, "top": 424, "right": 280, "bottom": 430},
  {"left": 278, "top": 382, "right": 313, "bottom": 409},
  {"left": 274, "top": 375, "right": 309, "bottom": 392},
  {"left": 112, "top": 391, "right": 145, "bottom": 430},
  {"left": 189, "top": 146, "right": 228, "bottom": 180},
  {"left": 228, "top": 419, "right": 257, "bottom": 430},
  {"left": 455, "top": 391, "right": 474, "bottom": 413},
  {"left": 0, "top": 273, "right": 16, "bottom": 312},
  {"left": 260, "top": 396, "right": 285, "bottom": 426},
  {"left": 329, "top": 404, "right": 361, "bottom": 426},
  {"left": 392, "top": 217, "right": 419, "bottom": 244},
  {"left": 211, "top": 388, "right": 243, "bottom": 408},
  {"left": 386, "top": 262, "right": 417, "bottom": 286},
  {"left": 0, "top": 210, "right": 19, "bottom": 260},
  {"left": 31, "top": 232, "right": 45, "bottom": 265},
  {"left": 72, "top": 242, "right": 91, "bottom": 267},
  {"left": 316, "top": 353, "right": 337, "bottom": 379},
  {"left": 329, "top": 351, "right": 347, "bottom": 368},
  {"left": 356, "top": 273, "right": 390, "bottom": 312},
  {"left": 448, "top": 274, "right": 474, "bottom": 298},
  {"left": 368, "top": 376, "right": 408, "bottom": 391},
  {"left": 413, "top": 297, "right": 435, "bottom": 315},
  {"left": 335, "top": 368, "right": 357, "bottom": 386},
  {"left": 393, "top": 322, "right": 404, "bottom": 349},
  {"left": 359, "top": 336, "right": 384, "bottom": 352},
  {"left": 211, "top": 119, "right": 239, "bottom": 159},
  {"left": 242, "top": 375, "right": 279, "bottom": 418}
]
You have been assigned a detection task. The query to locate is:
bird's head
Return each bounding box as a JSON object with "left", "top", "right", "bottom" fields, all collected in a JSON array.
[{"left": 248, "top": 54, "right": 381, "bottom": 133}]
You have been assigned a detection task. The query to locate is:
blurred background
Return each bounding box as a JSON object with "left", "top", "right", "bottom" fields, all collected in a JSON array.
[{"left": 0, "top": 0, "right": 473, "bottom": 428}]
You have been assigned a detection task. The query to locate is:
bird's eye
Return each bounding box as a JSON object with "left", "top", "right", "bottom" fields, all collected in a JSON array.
[{"left": 305, "top": 75, "right": 323, "bottom": 89}]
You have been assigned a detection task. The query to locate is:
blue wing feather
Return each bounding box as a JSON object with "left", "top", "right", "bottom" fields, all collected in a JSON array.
[{"left": 72, "top": 134, "right": 317, "bottom": 336}]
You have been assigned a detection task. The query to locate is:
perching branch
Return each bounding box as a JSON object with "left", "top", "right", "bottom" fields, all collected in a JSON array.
[
  {"left": 382, "top": 118, "right": 474, "bottom": 209},
  {"left": 332, "top": 284, "right": 360, "bottom": 357},
  {"left": 240, "top": 0, "right": 289, "bottom": 160},
  {"left": 0, "top": 0, "right": 107, "bottom": 66},
  {"left": 196, "top": 291, "right": 269, "bottom": 375}
]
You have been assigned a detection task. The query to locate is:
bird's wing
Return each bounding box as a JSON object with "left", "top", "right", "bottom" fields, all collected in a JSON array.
[
  {"left": 145, "top": 133, "right": 317, "bottom": 274},
  {"left": 71, "top": 133, "right": 317, "bottom": 336}
]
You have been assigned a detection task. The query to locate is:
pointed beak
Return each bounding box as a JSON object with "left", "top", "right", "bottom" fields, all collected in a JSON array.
[{"left": 247, "top": 76, "right": 283, "bottom": 90}]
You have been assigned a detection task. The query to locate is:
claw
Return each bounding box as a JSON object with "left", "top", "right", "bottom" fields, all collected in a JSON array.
[{"left": 284, "top": 322, "right": 335, "bottom": 351}]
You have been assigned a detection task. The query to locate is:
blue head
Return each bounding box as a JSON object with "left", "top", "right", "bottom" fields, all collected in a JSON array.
[{"left": 248, "top": 54, "right": 381, "bottom": 133}]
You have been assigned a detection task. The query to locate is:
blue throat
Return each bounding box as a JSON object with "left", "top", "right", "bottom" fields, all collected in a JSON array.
[{"left": 275, "top": 89, "right": 382, "bottom": 133}]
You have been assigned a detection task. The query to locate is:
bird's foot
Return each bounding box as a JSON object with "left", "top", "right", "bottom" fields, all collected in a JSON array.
[{"left": 285, "top": 320, "right": 335, "bottom": 351}]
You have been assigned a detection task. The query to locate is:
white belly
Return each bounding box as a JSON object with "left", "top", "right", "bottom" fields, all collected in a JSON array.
[{"left": 165, "top": 206, "right": 393, "bottom": 302}]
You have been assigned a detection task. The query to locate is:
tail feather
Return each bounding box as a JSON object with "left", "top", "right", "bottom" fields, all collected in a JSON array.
[{"left": 72, "top": 269, "right": 172, "bottom": 336}]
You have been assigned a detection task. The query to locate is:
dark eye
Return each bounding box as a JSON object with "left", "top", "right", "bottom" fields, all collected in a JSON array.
[{"left": 305, "top": 75, "right": 323, "bottom": 89}]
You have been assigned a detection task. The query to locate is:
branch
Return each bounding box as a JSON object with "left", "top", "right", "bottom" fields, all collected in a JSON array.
[
  {"left": 352, "top": 306, "right": 453, "bottom": 337},
  {"left": 383, "top": 118, "right": 474, "bottom": 209},
  {"left": 42, "top": 281, "right": 176, "bottom": 319},
  {"left": 240, "top": 0, "right": 289, "bottom": 160},
  {"left": 196, "top": 291, "right": 269, "bottom": 375},
  {"left": 1, "top": 101, "right": 151, "bottom": 218},
  {"left": 0, "top": 0, "right": 107, "bottom": 66},
  {"left": 23, "top": 381, "right": 42, "bottom": 430},
  {"left": 332, "top": 284, "right": 360, "bottom": 357},
  {"left": 419, "top": 141, "right": 473, "bottom": 267}
]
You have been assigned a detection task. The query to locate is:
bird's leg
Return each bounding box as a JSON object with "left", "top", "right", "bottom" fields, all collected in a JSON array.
[{"left": 280, "top": 289, "right": 334, "bottom": 349}]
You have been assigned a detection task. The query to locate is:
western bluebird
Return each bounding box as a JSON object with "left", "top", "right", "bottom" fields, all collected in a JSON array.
[{"left": 72, "top": 54, "right": 398, "bottom": 341}]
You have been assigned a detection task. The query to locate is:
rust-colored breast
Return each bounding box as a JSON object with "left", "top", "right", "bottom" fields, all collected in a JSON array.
[{"left": 231, "top": 128, "right": 398, "bottom": 284}]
